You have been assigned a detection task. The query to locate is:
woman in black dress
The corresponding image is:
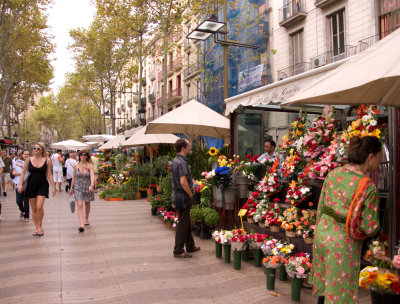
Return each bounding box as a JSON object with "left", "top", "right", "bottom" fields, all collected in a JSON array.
[{"left": 18, "top": 142, "right": 57, "bottom": 236}]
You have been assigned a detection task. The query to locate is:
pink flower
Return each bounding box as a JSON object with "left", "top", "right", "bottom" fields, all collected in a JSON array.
[
  {"left": 296, "top": 266, "right": 305, "bottom": 274},
  {"left": 393, "top": 255, "right": 400, "bottom": 269}
]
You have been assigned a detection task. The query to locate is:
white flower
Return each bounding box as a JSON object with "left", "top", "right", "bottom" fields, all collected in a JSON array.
[
  {"left": 300, "top": 187, "right": 310, "bottom": 194},
  {"left": 370, "top": 119, "right": 377, "bottom": 126}
]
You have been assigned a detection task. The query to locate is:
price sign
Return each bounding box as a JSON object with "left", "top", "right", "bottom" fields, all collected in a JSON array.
[{"left": 238, "top": 209, "right": 247, "bottom": 233}]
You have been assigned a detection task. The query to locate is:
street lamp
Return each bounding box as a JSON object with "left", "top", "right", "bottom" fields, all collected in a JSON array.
[
  {"left": 187, "top": 14, "right": 225, "bottom": 40},
  {"left": 138, "top": 108, "right": 146, "bottom": 126}
]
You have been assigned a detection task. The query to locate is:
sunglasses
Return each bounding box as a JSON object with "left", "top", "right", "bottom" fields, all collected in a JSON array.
[
  {"left": 33, "top": 147, "right": 42, "bottom": 151},
  {"left": 80, "top": 153, "right": 89, "bottom": 156}
]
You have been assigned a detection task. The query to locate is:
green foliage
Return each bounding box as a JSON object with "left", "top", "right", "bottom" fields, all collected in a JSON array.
[
  {"left": 153, "top": 155, "right": 170, "bottom": 178},
  {"left": 115, "top": 153, "right": 128, "bottom": 172},
  {"left": 203, "top": 208, "right": 220, "bottom": 227},
  {"left": 200, "top": 186, "right": 212, "bottom": 208},
  {"left": 187, "top": 144, "right": 209, "bottom": 179},
  {"left": 190, "top": 205, "right": 203, "bottom": 222},
  {"left": 134, "top": 162, "right": 153, "bottom": 177},
  {"left": 148, "top": 194, "right": 162, "bottom": 209},
  {"left": 157, "top": 171, "right": 172, "bottom": 209}
]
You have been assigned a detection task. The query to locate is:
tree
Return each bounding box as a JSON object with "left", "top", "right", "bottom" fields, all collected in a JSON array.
[{"left": 0, "top": 0, "right": 54, "bottom": 138}]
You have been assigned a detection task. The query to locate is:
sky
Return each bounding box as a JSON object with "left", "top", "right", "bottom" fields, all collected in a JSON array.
[{"left": 47, "top": 0, "right": 95, "bottom": 93}]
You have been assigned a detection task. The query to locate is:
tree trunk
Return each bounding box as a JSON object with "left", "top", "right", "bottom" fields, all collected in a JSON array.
[
  {"left": 138, "top": 33, "right": 143, "bottom": 125},
  {"left": 162, "top": 34, "right": 168, "bottom": 115},
  {"left": 0, "top": 80, "right": 13, "bottom": 138}
]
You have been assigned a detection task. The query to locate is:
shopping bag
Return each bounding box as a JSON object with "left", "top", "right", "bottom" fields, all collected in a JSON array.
[{"left": 69, "top": 195, "right": 76, "bottom": 213}]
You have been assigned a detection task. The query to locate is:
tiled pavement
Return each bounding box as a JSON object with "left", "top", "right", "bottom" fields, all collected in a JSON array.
[{"left": 0, "top": 189, "right": 371, "bottom": 304}]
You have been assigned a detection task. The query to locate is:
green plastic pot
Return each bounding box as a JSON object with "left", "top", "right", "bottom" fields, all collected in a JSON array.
[
  {"left": 279, "top": 263, "right": 287, "bottom": 281},
  {"left": 291, "top": 277, "right": 304, "bottom": 302},
  {"left": 233, "top": 250, "right": 242, "bottom": 270},
  {"left": 215, "top": 242, "right": 222, "bottom": 258},
  {"left": 265, "top": 267, "right": 276, "bottom": 290},
  {"left": 223, "top": 244, "right": 231, "bottom": 263},
  {"left": 253, "top": 248, "right": 262, "bottom": 267},
  {"left": 242, "top": 246, "right": 249, "bottom": 261}
]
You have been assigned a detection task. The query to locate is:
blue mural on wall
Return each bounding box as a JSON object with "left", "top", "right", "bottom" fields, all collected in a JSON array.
[{"left": 201, "top": 0, "right": 272, "bottom": 114}]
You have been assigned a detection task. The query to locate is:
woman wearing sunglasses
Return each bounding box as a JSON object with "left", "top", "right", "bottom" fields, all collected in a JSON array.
[
  {"left": 18, "top": 142, "right": 57, "bottom": 236},
  {"left": 70, "top": 149, "right": 95, "bottom": 232}
]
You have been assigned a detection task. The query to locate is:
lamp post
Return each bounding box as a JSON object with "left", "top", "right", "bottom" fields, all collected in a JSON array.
[{"left": 138, "top": 108, "right": 146, "bottom": 126}]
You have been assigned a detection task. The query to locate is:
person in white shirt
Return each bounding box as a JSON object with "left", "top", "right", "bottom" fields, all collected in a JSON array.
[
  {"left": 12, "top": 151, "right": 30, "bottom": 222},
  {"left": 65, "top": 153, "right": 77, "bottom": 192},
  {"left": 257, "top": 139, "right": 284, "bottom": 171},
  {"left": 51, "top": 149, "right": 64, "bottom": 192}
]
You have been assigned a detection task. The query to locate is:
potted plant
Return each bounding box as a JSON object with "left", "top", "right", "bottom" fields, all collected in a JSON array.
[{"left": 148, "top": 195, "right": 161, "bottom": 215}]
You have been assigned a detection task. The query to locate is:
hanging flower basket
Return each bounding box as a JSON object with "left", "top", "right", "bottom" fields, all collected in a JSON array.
[{"left": 270, "top": 225, "right": 280, "bottom": 232}]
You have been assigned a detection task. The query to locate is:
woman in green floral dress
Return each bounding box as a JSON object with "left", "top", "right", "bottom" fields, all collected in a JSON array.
[{"left": 312, "top": 136, "right": 382, "bottom": 304}]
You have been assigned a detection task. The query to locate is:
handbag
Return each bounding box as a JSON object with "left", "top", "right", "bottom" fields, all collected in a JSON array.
[
  {"left": 22, "top": 171, "right": 30, "bottom": 191},
  {"left": 346, "top": 176, "right": 374, "bottom": 240},
  {"left": 69, "top": 195, "right": 76, "bottom": 213},
  {"left": 173, "top": 190, "right": 187, "bottom": 210}
]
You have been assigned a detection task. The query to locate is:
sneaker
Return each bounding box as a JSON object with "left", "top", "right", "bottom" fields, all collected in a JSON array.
[{"left": 65, "top": 185, "right": 69, "bottom": 192}]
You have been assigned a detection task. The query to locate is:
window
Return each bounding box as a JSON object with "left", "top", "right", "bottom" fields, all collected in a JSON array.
[
  {"left": 291, "top": 30, "right": 304, "bottom": 75},
  {"left": 379, "top": 0, "right": 400, "bottom": 38},
  {"left": 329, "top": 9, "right": 345, "bottom": 57},
  {"left": 186, "top": 84, "right": 190, "bottom": 102}
]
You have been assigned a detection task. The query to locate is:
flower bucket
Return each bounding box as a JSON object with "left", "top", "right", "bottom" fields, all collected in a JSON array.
[
  {"left": 213, "top": 186, "right": 224, "bottom": 208},
  {"left": 253, "top": 248, "right": 262, "bottom": 267},
  {"left": 242, "top": 246, "right": 249, "bottom": 261},
  {"left": 371, "top": 290, "right": 400, "bottom": 304},
  {"left": 235, "top": 175, "right": 249, "bottom": 199},
  {"left": 286, "top": 230, "right": 296, "bottom": 238},
  {"left": 291, "top": 277, "right": 304, "bottom": 302},
  {"left": 270, "top": 225, "right": 280, "bottom": 232},
  {"left": 304, "top": 237, "right": 313, "bottom": 244},
  {"left": 233, "top": 250, "right": 242, "bottom": 270},
  {"left": 224, "top": 187, "right": 236, "bottom": 210},
  {"left": 223, "top": 244, "right": 231, "bottom": 263},
  {"left": 279, "top": 263, "right": 287, "bottom": 281},
  {"left": 215, "top": 241, "right": 222, "bottom": 258},
  {"left": 151, "top": 208, "right": 157, "bottom": 216},
  {"left": 258, "top": 222, "right": 267, "bottom": 228},
  {"left": 265, "top": 267, "right": 276, "bottom": 290}
]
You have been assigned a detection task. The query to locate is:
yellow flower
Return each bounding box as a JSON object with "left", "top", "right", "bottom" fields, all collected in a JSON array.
[
  {"left": 291, "top": 121, "right": 298, "bottom": 128},
  {"left": 208, "top": 147, "right": 219, "bottom": 156}
]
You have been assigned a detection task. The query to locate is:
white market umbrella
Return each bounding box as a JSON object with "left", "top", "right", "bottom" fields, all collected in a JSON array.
[
  {"left": 283, "top": 28, "right": 400, "bottom": 106},
  {"left": 122, "top": 125, "right": 180, "bottom": 163},
  {"left": 50, "top": 140, "right": 90, "bottom": 151},
  {"left": 145, "top": 99, "right": 230, "bottom": 139},
  {"left": 98, "top": 135, "right": 126, "bottom": 150},
  {"left": 82, "top": 134, "right": 115, "bottom": 142}
]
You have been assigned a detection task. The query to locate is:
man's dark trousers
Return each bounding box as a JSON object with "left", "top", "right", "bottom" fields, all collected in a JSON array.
[{"left": 173, "top": 197, "right": 195, "bottom": 254}]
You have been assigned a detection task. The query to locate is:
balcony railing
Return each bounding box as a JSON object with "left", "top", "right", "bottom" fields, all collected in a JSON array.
[
  {"left": 310, "top": 45, "right": 357, "bottom": 69},
  {"left": 156, "top": 88, "right": 183, "bottom": 107},
  {"left": 157, "top": 69, "right": 165, "bottom": 80},
  {"left": 358, "top": 27, "right": 399, "bottom": 52},
  {"left": 279, "top": 0, "right": 306, "bottom": 28},
  {"left": 184, "top": 62, "right": 200, "bottom": 79},
  {"left": 168, "top": 58, "right": 182, "bottom": 72},
  {"left": 184, "top": 39, "right": 191, "bottom": 51},
  {"left": 277, "top": 62, "right": 311, "bottom": 80},
  {"left": 148, "top": 93, "right": 155, "bottom": 104},
  {"left": 314, "top": 0, "right": 340, "bottom": 8}
]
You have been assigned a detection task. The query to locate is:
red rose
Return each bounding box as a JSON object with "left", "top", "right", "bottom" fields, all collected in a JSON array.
[
  {"left": 324, "top": 137, "right": 330, "bottom": 142},
  {"left": 252, "top": 192, "right": 259, "bottom": 198},
  {"left": 369, "top": 125, "right": 375, "bottom": 131},
  {"left": 392, "top": 281, "right": 400, "bottom": 294},
  {"left": 359, "top": 125, "right": 366, "bottom": 131},
  {"left": 273, "top": 198, "right": 280, "bottom": 202}
]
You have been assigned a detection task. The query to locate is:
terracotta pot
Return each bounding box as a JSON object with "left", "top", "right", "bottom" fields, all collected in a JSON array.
[
  {"left": 156, "top": 185, "right": 163, "bottom": 193},
  {"left": 147, "top": 188, "right": 153, "bottom": 196},
  {"left": 135, "top": 192, "right": 141, "bottom": 200},
  {"left": 108, "top": 197, "right": 124, "bottom": 201}
]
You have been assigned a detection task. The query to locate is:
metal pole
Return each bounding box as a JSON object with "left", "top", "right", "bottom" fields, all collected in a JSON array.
[{"left": 223, "top": 0, "right": 228, "bottom": 100}]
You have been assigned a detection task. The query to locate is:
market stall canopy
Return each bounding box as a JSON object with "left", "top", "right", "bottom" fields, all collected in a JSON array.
[
  {"left": 145, "top": 99, "right": 230, "bottom": 139},
  {"left": 121, "top": 125, "right": 180, "bottom": 148},
  {"left": 84, "top": 142, "right": 102, "bottom": 148},
  {"left": 98, "top": 135, "right": 126, "bottom": 150},
  {"left": 82, "top": 134, "right": 115, "bottom": 142},
  {"left": 283, "top": 28, "right": 400, "bottom": 107},
  {"left": 50, "top": 140, "right": 90, "bottom": 151}
]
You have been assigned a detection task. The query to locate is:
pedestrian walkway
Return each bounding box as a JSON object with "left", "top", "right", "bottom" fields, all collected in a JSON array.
[{"left": 0, "top": 189, "right": 371, "bottom": 304}]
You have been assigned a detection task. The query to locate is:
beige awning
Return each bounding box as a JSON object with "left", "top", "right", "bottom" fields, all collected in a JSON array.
[
  {"left": 121, "top": 126, "right": 179, "bottom": 148},
  {"left": 224, "top": 60, "right": 346, "bottom": 115},
  {"left": 98, "top": 135, "right": 126, "bottom": 150}
]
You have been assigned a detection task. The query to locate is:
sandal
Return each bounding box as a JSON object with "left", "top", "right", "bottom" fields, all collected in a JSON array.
[
  {"left": 33, "top": 231, "right": 44, "bottom": 236},
  {"left": 23, "top": 218, "right": 29, "bottom": 223},
  {"left": 78, "top": 227, "right": 85, "bottom": 232}
]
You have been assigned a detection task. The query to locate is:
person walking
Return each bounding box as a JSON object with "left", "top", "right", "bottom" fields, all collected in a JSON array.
[
  {"left": 12, "top": 151, "right": 30, "bottom": 222},
  {"left": 1, "top": 150, "right": 12, "bottom": 196},
  {"left": 18, "top": 142, "right": 57, "bottom": 236},
  {"left": 51, "top": 149, "right": 64, "bottom": 192},
  {"left": 90, "top": 154, "right": 99, "bottom": 192},
  {"left": 0, "top": 157, "right": 4, "bottom": 220},
  {"left": 70, "top": 150, "right": 95, "bottom": 232},
  {"left": 312, "top": 136, "right": 382, "bottom": 304},
  {"left": 9, "top": 151, "right": 16, "bottom": 190},
  {"left": 171, "top": 138, "right": 200, "bottom": 258},
  {"left": 65, "top": 152, "right": 77, "bottom": 192}
]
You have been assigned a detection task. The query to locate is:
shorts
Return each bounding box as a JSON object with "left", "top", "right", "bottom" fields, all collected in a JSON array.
[
  {"left": 1, "top": 173, "right": 11, "bottom": 183},
  {"left": 53, "top": 169, "right": 63, "bottom": 183}
]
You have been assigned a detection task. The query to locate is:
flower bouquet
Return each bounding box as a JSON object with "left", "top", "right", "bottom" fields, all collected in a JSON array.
[
  {"left": 295, "top": 207, "right": 317, "bottom": 243},
  {"left": 242, "top": 197, "right": 258, "bottom": 223},
  {"left": 249, "top": 232, "right": 269, "bottom": 267},
  {"left": 285, "top": 179, "right": 311, "bottom": 207},
  {"left": 365, "top": 239, "right": 392, "bottom": 269},
  {"left": 285, "top": 252, "right": 312, "bottom": 278},
  {"left": 257, "top": 166, "right": 282, "bottom": 198},
  {"left": 340, "top": 105, "right": 382, "bottom": 156},
  {"left": 308, "top": 134, "right": 340, "bottom": 179},
  {"left": 263, "top": 255, "right": 289, "bottom": 269},
  {"left": 264, "top": 199, "right": 282, "bottom": 232},
  {"left": 230, "top": 229, "right": 249, "bottom": 251},
  {"left": 280, "top": 206, "right": 300, "bottom": 237},
  {"left": 252, "top": 198, "right": 270, "bottom": 226},
  {"left": 208, "top": 146, "right": 220, "bottom": 165},
  {"left": 359, "top": 266, "right": 400, "bottom": 300}
]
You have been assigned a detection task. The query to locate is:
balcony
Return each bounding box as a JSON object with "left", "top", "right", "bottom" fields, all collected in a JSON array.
[
  {"left": 156, "top": 88, "right": 183, "bottom": 107},
  {"left": 157, "top": 69, "right": 165, "bottom": 81},
  {"left": 314, "top": 0, "right": 341, "bottom": 9},
  {"left": 121, "top": 104, "right": 126, "bottom": 112},
  {"left": 279, "top": 0, "right": 306, "bottom": 28},
  {"left": 310, "top": 45, "right": 357, "bottom": 69},
  {"left": 184, "top": 62, "right": 200, "bottom": 80},
  {"left": 168, "top": 58, "right": 182, "bottom": 72},
  {"left": 148, "top": 93, "right": 155, "bottom": 104},
  {"left": 277, "top": 62, "right": 311, "bottom": 80},
  {"left": 184, "top": 39, "right": 191, "bottom": 52},
  {"left": 149, "top": 69, "right": 156, "bottom": 81}
]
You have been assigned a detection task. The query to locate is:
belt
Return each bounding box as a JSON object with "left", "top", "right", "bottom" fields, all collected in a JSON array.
[{"left": 320, "top": 205, "right": 347, "bottom": 224}]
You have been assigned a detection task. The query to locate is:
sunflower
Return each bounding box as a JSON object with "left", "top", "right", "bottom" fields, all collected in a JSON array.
[{"left": 208, "top": 147, "right": 219, "bottom": 156}]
